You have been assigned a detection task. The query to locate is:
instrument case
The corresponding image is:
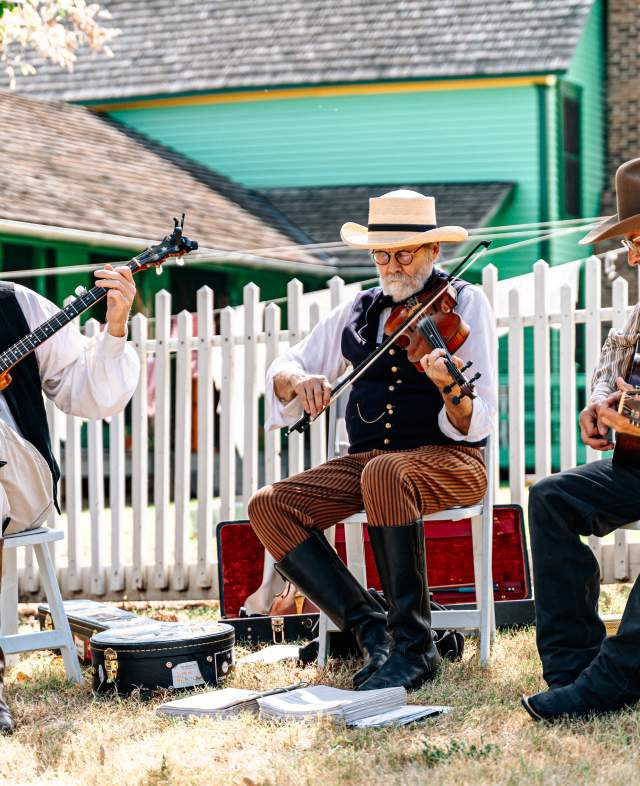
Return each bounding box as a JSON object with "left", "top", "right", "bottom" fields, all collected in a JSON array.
[
  {"left": 37, "top": 599, "right": 151, "bottom": 664},
  {"left": 91, "top": 621, "right": 235, "bottom": 695},
  {"left": 216, "top": 504, "right": 534, "bottom": 640}
]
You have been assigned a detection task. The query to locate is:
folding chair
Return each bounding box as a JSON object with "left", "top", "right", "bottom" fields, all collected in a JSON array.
[
  {"left": 0, "top": 527, "right": 83, "bottom": 683},
  {"left": 317, "top": 402, "right": 496, "bottom": 667}
]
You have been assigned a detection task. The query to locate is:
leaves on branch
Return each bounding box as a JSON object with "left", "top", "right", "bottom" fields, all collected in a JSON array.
[{"left": 0, "top": 1, "right": 120, "bottom": 88}]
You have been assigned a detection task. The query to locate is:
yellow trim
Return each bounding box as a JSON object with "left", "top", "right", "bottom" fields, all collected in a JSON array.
[{"left": 94, "top": 74, "right": 557, "bottom": 112}]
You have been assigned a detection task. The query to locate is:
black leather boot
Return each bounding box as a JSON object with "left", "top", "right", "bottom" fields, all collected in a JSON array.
[
  {"left": 275, "top": 532, "right": 390, "bottom": 687},
  {"left": 358, "top": 520, "right": 441, "bottom": 691},
  {"left": 0, "top": 538, "right": 14, "bottom": 734}
]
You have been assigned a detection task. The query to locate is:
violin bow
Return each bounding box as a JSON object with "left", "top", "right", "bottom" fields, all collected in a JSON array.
[{"left": 287, "top": 240, "right": 491, "bottom": 436}]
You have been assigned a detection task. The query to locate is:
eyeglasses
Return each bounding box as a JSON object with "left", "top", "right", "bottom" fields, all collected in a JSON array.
[
  {"left": 621, "top": 237, "right": 640, "bottom": 253},
  {"left": 371, "top": 245, "right": 426, "bottom": 266}
]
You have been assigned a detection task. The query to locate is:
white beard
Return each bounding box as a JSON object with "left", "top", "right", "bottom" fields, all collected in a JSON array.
[{"left": 380, "top": 267, "right": 432, "bottom": 302}]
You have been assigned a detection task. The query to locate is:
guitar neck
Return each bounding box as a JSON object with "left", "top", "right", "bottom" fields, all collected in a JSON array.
[{"left": 0, "top": 254, "right": 143, "bottom": 375}]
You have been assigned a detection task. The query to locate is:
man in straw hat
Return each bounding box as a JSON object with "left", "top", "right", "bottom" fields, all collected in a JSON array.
[
  {"left": 523, "top": 157, "right": 640, "bottom": 722},
  {"left": 249, "top": 190, "right": 496, "bottom": 691}
]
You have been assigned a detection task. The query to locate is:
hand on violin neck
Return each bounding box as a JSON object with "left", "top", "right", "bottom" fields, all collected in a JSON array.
[
  {"left": 419, "top": 348, "right": 462, "bottom": 391},
  {"left": 421, "top": 348, "right": 472, "bottom": 434}
]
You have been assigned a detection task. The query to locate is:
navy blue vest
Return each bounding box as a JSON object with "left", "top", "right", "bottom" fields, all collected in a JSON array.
[
  {"left": 0, "top": 283, "right": 61, "bottom": 510},
  {"left": 341, "top": 272, "right": 486, "bottom": 453}
]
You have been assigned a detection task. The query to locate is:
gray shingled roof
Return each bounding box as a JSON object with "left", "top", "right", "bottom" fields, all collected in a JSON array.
[
  {"left": 261, "top": 182, "right": 514, "bottom": 268},
  {"left": 0, "top": 92, "right": 317, "bottom": 265},
  {"left": 10, "top": 0, "right": 595, "bottom": 102}
]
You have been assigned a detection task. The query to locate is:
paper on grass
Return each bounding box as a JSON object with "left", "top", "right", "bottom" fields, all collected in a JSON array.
[
  {"left": 348, "top": 705, "right": 451, "bottom": 728},
  {"left": 258, "top": 685, "right": 407, "bottom": 724},
  {"left": 156, "top": 688, "right": 259, "bottom": 718}
]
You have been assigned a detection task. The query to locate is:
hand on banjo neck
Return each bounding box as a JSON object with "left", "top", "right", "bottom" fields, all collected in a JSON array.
[{"left": 0, "top": 216, "right": 198, "bottom": 392}]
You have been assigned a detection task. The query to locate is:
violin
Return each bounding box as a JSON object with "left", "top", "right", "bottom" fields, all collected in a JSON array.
[
  {"left": 287, "top": 240, "right": 491, "bottom": 435},
  {"left": 384, "top": 278, "right": 481, "bottom": 404},
  {"left": 0, "top": 216, "right": 198, "bottom": 391}
]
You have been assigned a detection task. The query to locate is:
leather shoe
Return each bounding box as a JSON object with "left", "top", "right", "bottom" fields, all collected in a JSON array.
[{"left": 521, "top": 684, "right": 632, "bottom": 722}]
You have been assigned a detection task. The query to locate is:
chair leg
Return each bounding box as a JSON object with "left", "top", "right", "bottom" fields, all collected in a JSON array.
[
  {"left": 472, "top": 511, "right": 494, "bottom": 667},
  {"left": 317, "top": 611, "right": 330, "bottom": 667},
  {"left": 33, "top": 542, "right": 83, "bottom": 684},
  {"left": 0, "top": 546, "right": 19, "bottom": 667},
  {"left": 0, "top": 547, "right": 18, "bottom": 639}
]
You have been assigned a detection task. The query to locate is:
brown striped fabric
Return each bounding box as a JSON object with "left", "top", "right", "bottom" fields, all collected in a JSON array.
[{"left": 249, "top": 445, "right": 487, "bottom": 560}]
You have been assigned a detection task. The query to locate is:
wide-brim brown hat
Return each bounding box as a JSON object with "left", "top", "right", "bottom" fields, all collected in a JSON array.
[
  {"left": 340, "top": 189, "right": 468, "bottom": 250},
  {"left": 580, "top": 158, "right": 640, "bottom": 245}
]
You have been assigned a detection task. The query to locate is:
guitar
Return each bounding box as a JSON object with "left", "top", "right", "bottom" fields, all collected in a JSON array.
[
  {"left": 0, "top": 216, "right": 197, "bottom": 391},
  {"left": 612, "top": 337, "right": 640, "bottom": 466}
]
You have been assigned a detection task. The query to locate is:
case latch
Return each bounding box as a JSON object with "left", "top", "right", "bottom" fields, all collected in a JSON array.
[
  {"left": 271, "top": 616, "right": 285, "bottom": 644},
  {"left": 104, "top": 648, "right": 119, "bottom": 683}
]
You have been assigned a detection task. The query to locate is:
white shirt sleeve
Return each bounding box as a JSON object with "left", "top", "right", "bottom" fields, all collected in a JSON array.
[
  {"left": 14, "top": 284, "right": 140, "bottom": 420},
  {"left": 265, "top": 297, "right": 354, "bottom": 430},
  {"left": 437, "top": 284, "right": 497, "bottom": 442}
]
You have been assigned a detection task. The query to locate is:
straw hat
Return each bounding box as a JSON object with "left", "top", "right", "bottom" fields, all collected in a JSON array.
[
  {"left": 580, "top": 158, "right": 640, "bottom": 245},
  {"left": 340, "top": 189, "right": 468, "bottom": 250}
]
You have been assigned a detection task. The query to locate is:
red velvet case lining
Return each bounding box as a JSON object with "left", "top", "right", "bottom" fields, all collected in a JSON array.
[{"left": 217, "top": 505, "right": 530, "bottom": 617}]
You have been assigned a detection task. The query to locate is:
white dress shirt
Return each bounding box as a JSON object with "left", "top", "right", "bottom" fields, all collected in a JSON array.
[
  {"left": 0, "top": 283, "right": 140, "bottom": 434},
  {"left": 265, "top": 282, "right": 497, "bottom": 443}
]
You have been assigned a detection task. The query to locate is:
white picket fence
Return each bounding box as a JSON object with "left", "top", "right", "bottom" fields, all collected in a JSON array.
[{"left": 13, "top": 256, "right": 640, "bottom": 600}]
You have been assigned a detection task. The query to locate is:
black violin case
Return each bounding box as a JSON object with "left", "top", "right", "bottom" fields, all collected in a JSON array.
[{"left": 91, "top": 620, "right": 235, "bottom": 695}]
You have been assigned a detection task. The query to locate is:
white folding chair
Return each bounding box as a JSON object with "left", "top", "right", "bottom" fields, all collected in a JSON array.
[
  {"left": 0, "top": 527, "right": 83, "bottom": 683},
  {"left": 317, "top": 400, "right": 496, "bottom": 667}
]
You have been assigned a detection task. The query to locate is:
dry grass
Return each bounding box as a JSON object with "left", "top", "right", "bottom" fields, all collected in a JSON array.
[{"left": 0, "top": 587, "right": 637, "bottom": 786}]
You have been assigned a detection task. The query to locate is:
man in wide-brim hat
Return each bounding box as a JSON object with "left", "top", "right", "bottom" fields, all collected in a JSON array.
[
  {"left": 248, "top": 189, "right": 497, "bottom": 691},
  {"left": 523, "top": 157, "right": 640, "bottom": 722}
]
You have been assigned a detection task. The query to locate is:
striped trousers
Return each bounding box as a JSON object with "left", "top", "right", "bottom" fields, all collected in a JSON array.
[{"left": 249, "top": 444, "right": 487, "bottom": 560}]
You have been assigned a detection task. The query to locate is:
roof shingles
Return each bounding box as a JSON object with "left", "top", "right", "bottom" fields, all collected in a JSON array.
[
  {"left": 0, "top": 92, "right": 315, "bottom": 263},
  {"left": 10, "top": 0, "right": 595, "bottom": 102}
]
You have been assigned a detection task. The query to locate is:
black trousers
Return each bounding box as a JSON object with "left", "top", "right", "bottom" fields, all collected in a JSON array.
[{"left": 529, "top": 458, "right": 640, "bottom": 708}]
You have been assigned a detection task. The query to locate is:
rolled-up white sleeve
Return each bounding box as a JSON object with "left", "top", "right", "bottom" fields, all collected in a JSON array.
[
  {"left": 265, "top": 298, "right": 354, "bottom": 430},
  {"left": 15, "top": 285, "right": 140, "bottom": 420},
  {"left": 437, "top": 285, "right": 497, "bottom": 442}
]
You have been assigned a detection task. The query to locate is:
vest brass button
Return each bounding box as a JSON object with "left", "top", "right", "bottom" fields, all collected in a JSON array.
[
  {"left": 388, "top": 385, "right": 395, "bottom": 391},
  {"left": 391, "top": 366, "right": 398, "bottom": 373},
  {"left": 383, "top": 438, "right": 390, "bottom": 445},
  {"left": 385, "top": 422, "right": 392, "bottom": 429},
  {"left": 389, "top": 349, "right": 396, "bottom": 356},
  {"left": 396, "top": 379, "right": 403, "bottom": 384}
]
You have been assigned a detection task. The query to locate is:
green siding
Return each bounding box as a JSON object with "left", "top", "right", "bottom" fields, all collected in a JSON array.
[
  {"left": 109, "top": 86, "right": 544, "bottom": 278},
  {"left": 551, "top": 0, "right": 605, "bottom": 264}
]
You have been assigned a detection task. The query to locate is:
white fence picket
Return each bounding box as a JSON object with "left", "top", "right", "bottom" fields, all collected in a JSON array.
[
  {"left": 109, "top": 410, "right": 126, "bottom": 592},
  {"left": 45, "top": 398, "right": 62, "bottom": 569},
  {"left": 612, "top": 277, "right": 630, "bottom": 581},
  {"left": 584, "top": 256, "right": 603, "bottom": 567},
  {"left": 243, "top": 283, "right": 260, "bottom": 509},
  {"left": 196, "top": 286, "right": 214, "bottom": 589},
  {"left": 533, "top": 260, "right": 551, "bottom": 482},
  {"left": 482, "top": 263, "right": 501, "bottom": 498},
  {"left": 507, "top": 288, "right": 526, "bottom": 507},
  {"left": 172, "top": 310, "right": 193, "bottom": 592},
  {"left": 130, "top": 313, "right": 149, "bottom": 591},
  {"left": 309, "top": 302, "right": 327, "bottom": 467},
  {"left": 287, "top": 279, "right": 305, "bottom": 476},
  {"left": 85, "top": 318, "right": 105, "bottom": 596},
  {"left": 219, "top": 307, "right": 237, "bottom": 523},
  {"left": 559, "top": 284, "right": 577, "bottom": 471},
  {"left": 152, "top": 290, "right": 171, "bottom": 590},
  {"left": 264, "top": 303, "right": 282, "bottom": 486}
]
